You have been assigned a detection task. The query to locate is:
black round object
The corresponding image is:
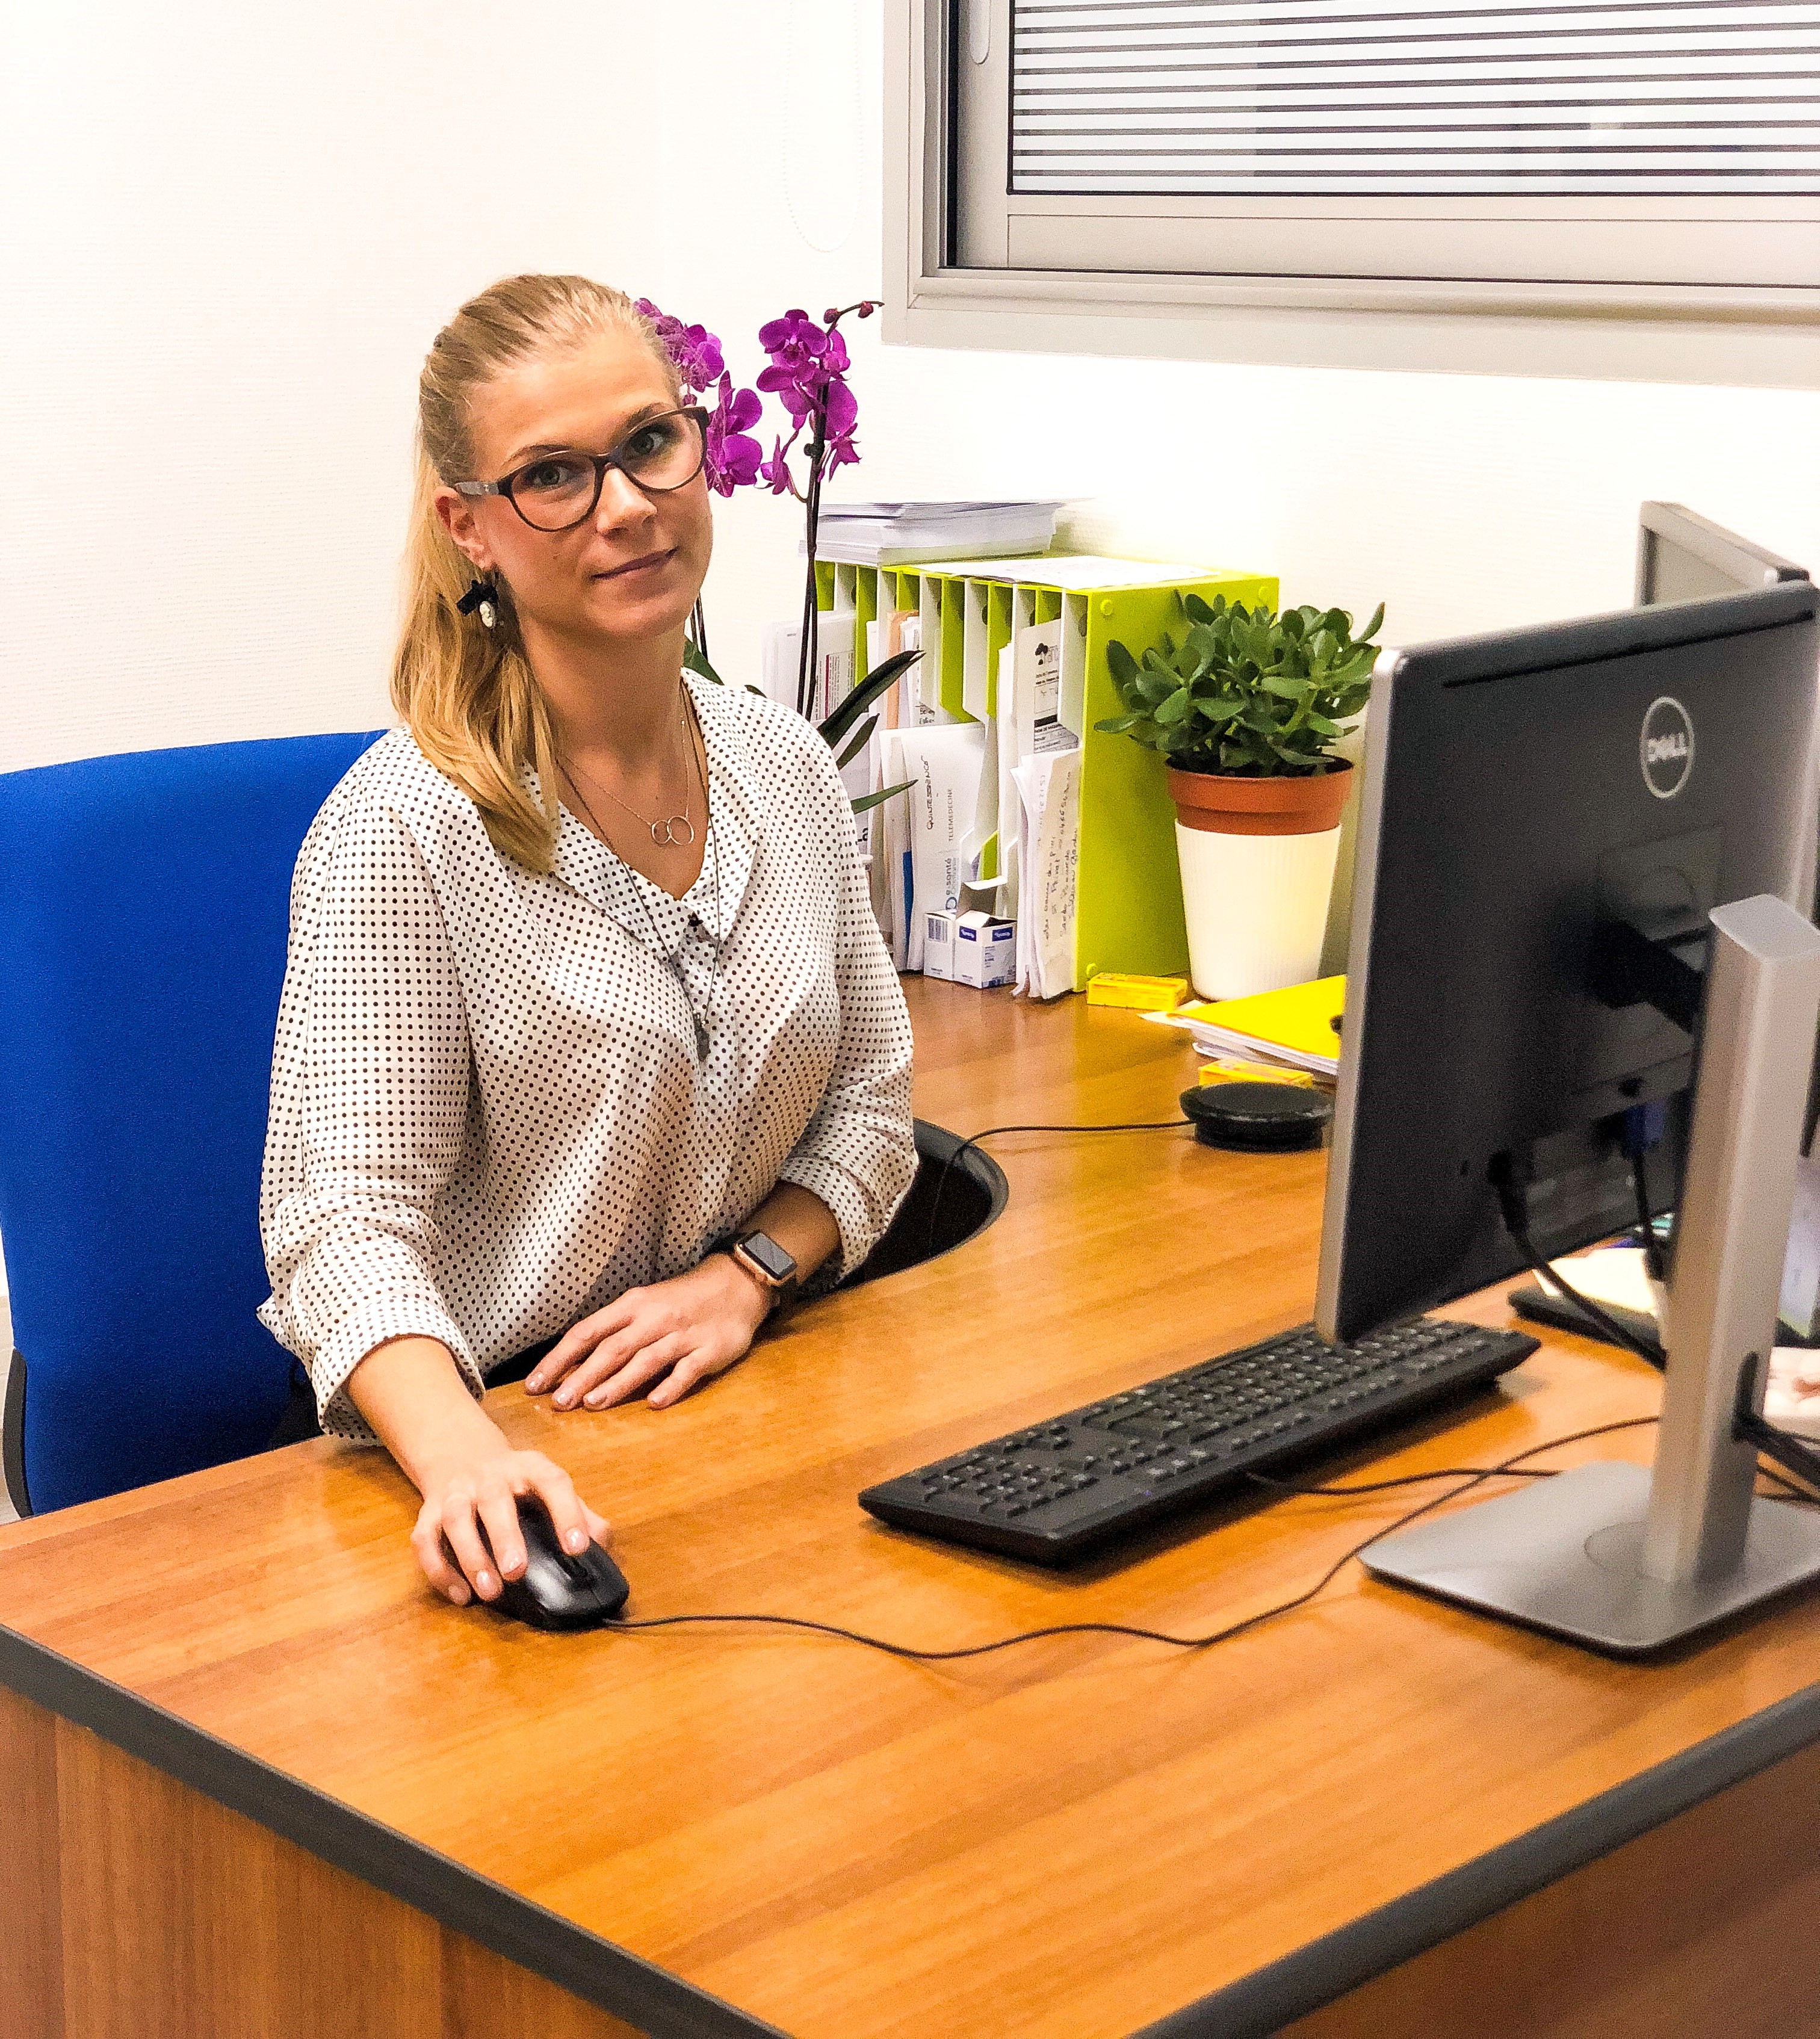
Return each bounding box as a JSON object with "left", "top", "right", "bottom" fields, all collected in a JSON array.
[{"left": 1180, "top": 1081, "right": 1332, "bottom": 1153}]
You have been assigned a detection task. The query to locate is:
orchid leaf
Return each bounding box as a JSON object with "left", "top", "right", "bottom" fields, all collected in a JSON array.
[
  {"left": 850, "top": 779, "right": 914, "bottom": 815},
  {"left": 682, "top": 637, "right": 725, "bottom": 686},
  {"left": 835, "top": 714, "right": 878, "bottom": 770},
  {"left": 819, "top": 647, "right": 922, "bottom": 750}
]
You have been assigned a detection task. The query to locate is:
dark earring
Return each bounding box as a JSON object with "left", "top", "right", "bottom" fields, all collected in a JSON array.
[{"left": 456, "top": 577, "right": 499, "bottom": 630}]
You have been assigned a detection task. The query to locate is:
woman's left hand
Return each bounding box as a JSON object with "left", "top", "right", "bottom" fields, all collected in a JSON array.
[{"left": 524, "top": 1255, "right": 772, "bottom": 1412}]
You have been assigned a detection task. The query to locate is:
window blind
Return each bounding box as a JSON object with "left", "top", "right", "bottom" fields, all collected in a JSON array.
[{"left": 1009, "top": 0, "right": 1820, "bottom": 197}]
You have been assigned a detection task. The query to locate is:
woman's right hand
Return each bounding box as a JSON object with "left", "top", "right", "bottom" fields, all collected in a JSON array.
[
  {"left": 410, "top": 1438, "right": 610, "bottom": 1607},
  {"left": 344, "top": 1334, "right": 611, "bottom": 1606}
]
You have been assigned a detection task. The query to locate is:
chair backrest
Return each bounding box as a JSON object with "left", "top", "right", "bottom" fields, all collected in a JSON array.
[{"left": 0, "top": 732, "right": 385, "bottom": 1512}]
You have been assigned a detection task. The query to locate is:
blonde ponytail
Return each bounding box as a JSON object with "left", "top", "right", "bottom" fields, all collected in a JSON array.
[{"left": 391, "top": 275, "right": 679, "bottom": 873}]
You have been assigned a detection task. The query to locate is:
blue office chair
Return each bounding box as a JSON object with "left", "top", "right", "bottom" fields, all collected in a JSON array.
[{"left": 0, "top": 731, "right": 385, "bottom": 1515}]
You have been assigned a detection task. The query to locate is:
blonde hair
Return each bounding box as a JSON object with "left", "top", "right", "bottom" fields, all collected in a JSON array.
[{"left": 392, "top": 274, "right": 681, "bottom": 871}]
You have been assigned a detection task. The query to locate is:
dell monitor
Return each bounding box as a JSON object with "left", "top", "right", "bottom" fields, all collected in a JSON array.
[
  {"left": 1636, "top": 501, "right": 1807, "bottom": 609},
  {"left": 1637, "top": 502, "right": 1815, "bottom": 920},
  {"left": 1316, "top": 578, "right": 1820, "bottom": 1650}
]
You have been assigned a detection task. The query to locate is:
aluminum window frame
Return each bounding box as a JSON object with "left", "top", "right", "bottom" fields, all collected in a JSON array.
[{"left": 885, "top": 0, "right": 1820, "bottom": 384}]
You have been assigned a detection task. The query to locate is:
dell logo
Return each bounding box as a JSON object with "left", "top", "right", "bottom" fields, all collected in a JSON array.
[{"left": 1641, "top": 696, "right": 1694, "bottom": 799}]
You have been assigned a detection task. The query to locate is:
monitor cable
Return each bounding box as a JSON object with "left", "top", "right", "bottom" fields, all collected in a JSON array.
[{"left": 1493, "top": 1171, "right": 1667, "bottom": 1369}]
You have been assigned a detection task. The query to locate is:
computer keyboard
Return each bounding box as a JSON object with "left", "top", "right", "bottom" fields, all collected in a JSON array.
[{"left": 859, "top": 1317, "right": 1540, "bottom": 1565}]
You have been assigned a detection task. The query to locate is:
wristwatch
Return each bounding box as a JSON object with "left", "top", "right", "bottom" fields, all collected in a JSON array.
[{"left": 728, "top": 1229, "right": 800, "bottom": 1318}]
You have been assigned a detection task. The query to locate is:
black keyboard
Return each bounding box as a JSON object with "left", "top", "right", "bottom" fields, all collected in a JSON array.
[{"left": 859, "top": 1317, "right": 1540, "bottom": 1566}]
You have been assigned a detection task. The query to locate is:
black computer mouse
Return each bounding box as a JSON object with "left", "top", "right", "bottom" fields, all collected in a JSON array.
[{"left": 473, "top": 1496, "right": 630, "bottom": 1630}]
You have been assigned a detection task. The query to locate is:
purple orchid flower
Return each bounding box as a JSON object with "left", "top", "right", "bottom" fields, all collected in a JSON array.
[
  {"left": 753, "top": 300, "right": 879, "bottom": 713},
  {"left": 636, "top": 297, "right": 766, "bottom": 499},
  {"left": 704, "top": 374, "right": 764, "bottom": 497},
  {"left": 635, "top": 297, "right": 727, "bottom": 398}
]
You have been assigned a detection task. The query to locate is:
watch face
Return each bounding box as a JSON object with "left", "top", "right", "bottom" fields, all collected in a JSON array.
[{"left": 741, "top": 1231, "right": 796, "bottom": 1282}]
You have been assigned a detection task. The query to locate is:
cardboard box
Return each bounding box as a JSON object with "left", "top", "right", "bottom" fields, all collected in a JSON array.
[{"left": 923, "top": 910, "right": 1016, "bottom": 989}]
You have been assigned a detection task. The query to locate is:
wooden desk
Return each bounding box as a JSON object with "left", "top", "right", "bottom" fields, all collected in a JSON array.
[{"left": 2, "top": 979, "right": 1818, "bottom": 2038}]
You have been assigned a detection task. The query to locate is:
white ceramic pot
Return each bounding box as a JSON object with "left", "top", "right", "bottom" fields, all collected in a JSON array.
[
  {"left": 1168, "top": 765, "right": 1354, "bottom": 1001},
  {"left": 1175, "top": 821, "right": 1345, "bottom": 1000}
]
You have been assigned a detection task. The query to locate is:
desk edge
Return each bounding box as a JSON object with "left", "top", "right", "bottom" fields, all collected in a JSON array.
[
  {"left": 1134, "top": 1675, "right": 1820, "bottom": 2038},
  {"left": 5, "top": 1618, "right": 1816, "bottom": 2039},
  {"left": 0, "top": 1623, "right": 788, "bottom": 2039}
]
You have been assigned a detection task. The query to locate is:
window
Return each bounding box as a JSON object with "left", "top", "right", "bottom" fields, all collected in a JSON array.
[{"left": 887, "top": 0, "right": 1820, "bottom": 377}]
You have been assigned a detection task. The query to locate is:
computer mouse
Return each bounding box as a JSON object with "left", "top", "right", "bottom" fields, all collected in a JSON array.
[{"left": 472, "top": 1496, "right": 630, "bottom": 1630}]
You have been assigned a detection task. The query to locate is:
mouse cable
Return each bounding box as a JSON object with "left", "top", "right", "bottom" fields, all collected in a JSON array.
[
  {"left": 605, "top": 1416, "right": 1659, "bottom": 1666},
  {"left": 928, "top": 1117, "right": 1190, "bottom": 1253}
]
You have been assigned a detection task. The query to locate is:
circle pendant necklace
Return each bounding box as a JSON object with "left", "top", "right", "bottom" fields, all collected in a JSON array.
[
  {"left": 560, "top": 692, "right": 722, "bottom": 1065},
  {"left": 561, "top": 696, "right": 696, "bottom": 847}
]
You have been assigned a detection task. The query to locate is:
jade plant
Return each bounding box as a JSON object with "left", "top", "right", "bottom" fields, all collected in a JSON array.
[{"left": 1098, "top": 593, "right": 1384, "bottom": 777}]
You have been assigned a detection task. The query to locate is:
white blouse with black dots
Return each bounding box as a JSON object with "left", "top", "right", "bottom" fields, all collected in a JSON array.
[{"left": 258, "top": 675, "right": 917, "bottom": 1442}]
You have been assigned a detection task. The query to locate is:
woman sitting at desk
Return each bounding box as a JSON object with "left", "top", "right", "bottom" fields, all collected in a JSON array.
[{"left": 258, "top": 274, "right": 915, "bottom": 1608}]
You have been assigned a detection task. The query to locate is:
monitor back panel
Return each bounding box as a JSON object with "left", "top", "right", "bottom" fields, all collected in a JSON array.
[{"left": 1319, "top": 584, "right": 1820, "bottom": 1343}]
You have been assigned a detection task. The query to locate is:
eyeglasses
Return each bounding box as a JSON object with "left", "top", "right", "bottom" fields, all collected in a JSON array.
[{"left": 452, "top": 406, "right": 708, "bottom": 533}]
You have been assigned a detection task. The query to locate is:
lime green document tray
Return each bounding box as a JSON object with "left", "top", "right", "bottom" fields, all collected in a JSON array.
[{"left": 825, "top": 558, "right": 1278, "bottom": 989}]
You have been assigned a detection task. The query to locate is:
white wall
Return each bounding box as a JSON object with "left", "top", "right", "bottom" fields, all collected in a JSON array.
[
  {"left": 7, "top": 0, "right": 1816, "bottom": 785},
  {"left": 4, "top": 0, "right": 665, "bottom": 775}
]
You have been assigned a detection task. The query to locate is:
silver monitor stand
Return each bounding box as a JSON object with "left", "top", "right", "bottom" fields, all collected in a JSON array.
[{"left": 1362, "top": 894, "right": 1820, "bottom": 1654}]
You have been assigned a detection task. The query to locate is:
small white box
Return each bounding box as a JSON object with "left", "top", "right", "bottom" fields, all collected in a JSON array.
[{"left": 923, "top": 909, "right": 1015, "bottom": 989}]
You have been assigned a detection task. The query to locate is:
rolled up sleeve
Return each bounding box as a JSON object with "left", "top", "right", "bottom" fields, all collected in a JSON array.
[
  {"left": 778, "top": 785, "right": 917, "bottom": 1285},
  {"left": 257, "top": 797, "right": 485, "bottom": 1441}
]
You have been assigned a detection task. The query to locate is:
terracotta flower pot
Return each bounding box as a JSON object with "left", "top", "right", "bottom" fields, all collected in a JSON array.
[
  {"left": 1165, "top": 764, "right": 1354, "bottom": 1000},
  {"left": 1166, "top": 763, "right": 1354, "bottom": 837}
]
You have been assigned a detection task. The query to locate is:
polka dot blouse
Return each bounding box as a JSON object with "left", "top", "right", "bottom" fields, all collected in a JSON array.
[{"left": 258, "top": 675, "right": 917, "bottom": 1441}]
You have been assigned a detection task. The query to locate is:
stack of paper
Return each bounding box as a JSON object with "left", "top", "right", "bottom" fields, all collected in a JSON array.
[
  {"left": 1149, "top": 976, "right": 1345, "bottom": 1079},
  {"left": 1012, "top": 749, "right": 1079, "bottom": 999},
  {"left": 814, "top": 502, "right": 1065, "bottom": 567}
]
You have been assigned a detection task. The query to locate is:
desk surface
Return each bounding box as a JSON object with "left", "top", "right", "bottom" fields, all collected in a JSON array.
[{"left": 2, "top": 979, "right": 1818, "bottom": 2039}]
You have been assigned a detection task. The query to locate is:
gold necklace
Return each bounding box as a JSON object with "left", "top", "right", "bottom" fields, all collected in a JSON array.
[
  {"left": 562, "top": 694, "right": 696, "bottom": 848},
  {"left": 562, "top": 708, "right": 722, "bottom": 1063}
]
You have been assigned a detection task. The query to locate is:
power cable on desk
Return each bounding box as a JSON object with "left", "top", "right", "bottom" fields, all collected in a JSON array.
[
  {"left": 927, "top": 1117, "right": 1190, "bottom": 1254},
  {"left": 602, "top": 1416, "right": 1660, "bottom": 1666}
]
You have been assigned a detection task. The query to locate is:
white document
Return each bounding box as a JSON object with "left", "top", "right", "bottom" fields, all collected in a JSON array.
[
  {"left": 817, "top": 607, "right": 856, "bottom": 732},
  {"left": 1766, "top": 1346, "right": 1820, "bottom": 1438},
  {"left": 899, "top": 723, "right": 988, "bottom": 971},
  {"left": 1780, "top": 1151, "right": 1820, "bottom": 1340},
  {"left": 761, "top": 620, "right": 801, "bottom": 711},
  {"left": 989, "top": 618, "right": 1072, "bottom": 930},
  {"left": 1013, "top": 747, "right": 1080, "bottom": 999},
  {"left": 877, "top": 730, "right": 914, "bottom": 969}
]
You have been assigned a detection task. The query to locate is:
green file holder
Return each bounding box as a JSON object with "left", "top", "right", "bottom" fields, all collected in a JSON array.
[{"left": 825, "top": 558, "right": 1278, "bottom": 988}]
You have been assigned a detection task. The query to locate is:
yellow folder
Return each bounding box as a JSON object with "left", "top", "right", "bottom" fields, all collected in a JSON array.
[{"left": 1178, "top": 975, "right": 1346, "bottom": 1072}]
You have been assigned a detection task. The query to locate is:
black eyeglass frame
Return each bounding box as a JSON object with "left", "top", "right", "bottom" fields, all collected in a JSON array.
[{"left": 451, "top": 405, "right": 710, "bottom": 531}]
